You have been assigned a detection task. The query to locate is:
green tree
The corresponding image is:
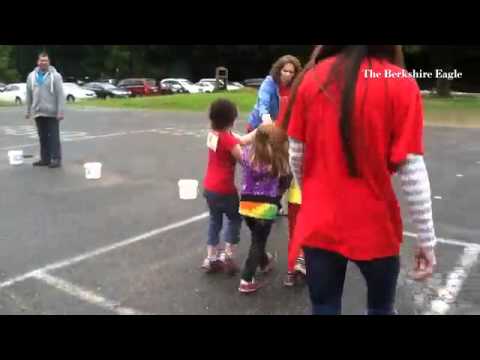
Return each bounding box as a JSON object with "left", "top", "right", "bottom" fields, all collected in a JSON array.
[{"left": 0, "top": 45, "right": 19, "bottom": 82}]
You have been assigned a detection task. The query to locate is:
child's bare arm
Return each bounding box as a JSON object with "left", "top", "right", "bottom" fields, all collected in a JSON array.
[
  {"left": 230, "top": 144, "right": 242, "bottom": 161},
  {"left": 232, "top": 129, "right": 257, "bottom": 146}
]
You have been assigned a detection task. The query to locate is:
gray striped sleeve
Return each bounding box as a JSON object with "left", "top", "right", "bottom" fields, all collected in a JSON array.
[
  {"left": 398, "top": 154, "right": 437, "bottom": 248},
  {"left": 289, "top": 138, "right": 305, "bottom": 189}
]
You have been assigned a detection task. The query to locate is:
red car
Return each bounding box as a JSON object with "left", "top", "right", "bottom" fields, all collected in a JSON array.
[{"left": 117, "top": 78, "right": 160, "bottom": 97}]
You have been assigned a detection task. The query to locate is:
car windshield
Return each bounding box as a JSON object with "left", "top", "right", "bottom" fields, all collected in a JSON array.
[
  {"left": 103, "top": 84, "right": 117, "bottom": 90},
  {"left": 179, "top": 80, "right": 194, "bottom": 86}
]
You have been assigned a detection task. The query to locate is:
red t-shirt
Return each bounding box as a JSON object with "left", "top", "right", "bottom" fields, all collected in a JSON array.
[
  {"left": 276, "top": 85, "right": 291, "bottom": 126},
  {"left": 203, "top": 130, "right": 239, "bottom": 195},
  {"left": 288, "top": 56, "right": 424, "bottom": 260}
]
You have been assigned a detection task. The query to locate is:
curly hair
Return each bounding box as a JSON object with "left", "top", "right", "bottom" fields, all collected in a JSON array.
[
  {"left": 269, "top": 55, "right": 302, "bottom": 85},
  {"left": 209, "top": 98, "right": 238, "bottom": 131}
]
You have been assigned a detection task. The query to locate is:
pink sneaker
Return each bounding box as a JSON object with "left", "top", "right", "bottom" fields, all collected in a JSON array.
[{"left": 238, "top": 279, "right": 262, "bottom": 294}]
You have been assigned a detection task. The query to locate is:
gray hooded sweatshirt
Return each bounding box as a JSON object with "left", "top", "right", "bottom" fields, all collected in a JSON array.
[{"left": 26, "top": 66, "right": 65, "bottom": 119}]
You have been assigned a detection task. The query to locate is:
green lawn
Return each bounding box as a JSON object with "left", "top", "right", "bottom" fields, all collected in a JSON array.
[
  {"left": 42, "top": 89, "right": 480, "bottom": 127},
  {"left": 75, "top": 88, "right": 259, "bottom": 113},
  {"left": 423, "top": 95, "right": 480, "bottom": 127}
]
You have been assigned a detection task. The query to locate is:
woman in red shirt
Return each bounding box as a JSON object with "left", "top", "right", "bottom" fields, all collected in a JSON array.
[{"left": 282, "top": 45, "right": 437, "bottom": 315}]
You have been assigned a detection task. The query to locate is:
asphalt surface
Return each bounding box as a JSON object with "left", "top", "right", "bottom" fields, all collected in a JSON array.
[{"left": 0, "top": 105, "right": 478, "bottom": 315}]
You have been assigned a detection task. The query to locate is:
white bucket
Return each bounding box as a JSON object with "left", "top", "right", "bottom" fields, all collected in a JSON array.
[
  {"left": 8, "top": 150, "right": 24, "bottom": 166},
  {"left": 178, "top": 179, "right": 199, "bottom": 200},
  {"left": 84, "top": 162, "right": 102, "bottom": 180}
]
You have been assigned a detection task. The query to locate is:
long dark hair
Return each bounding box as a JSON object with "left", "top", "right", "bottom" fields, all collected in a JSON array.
[{"left": 281, "top": 45, "right": 405, "bottom": 177}]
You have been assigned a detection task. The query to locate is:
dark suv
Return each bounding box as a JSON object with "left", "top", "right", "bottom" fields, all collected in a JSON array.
[{"left": 117, "top": 78, "right": 159, "bottom": 97}]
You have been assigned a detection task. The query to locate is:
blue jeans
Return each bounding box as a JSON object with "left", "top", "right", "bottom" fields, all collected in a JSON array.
[
  {"left": 304, "top": 247, "right": 400, "bottom": 315},
  {"left": 204, "top": 190, "right": 242, "bottom": 247}
]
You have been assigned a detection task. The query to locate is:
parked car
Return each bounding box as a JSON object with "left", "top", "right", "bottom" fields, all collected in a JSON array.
[
  {"left": 64, "top": 76, "right": 90, "bottom": 86},
  {"left": 243, "top": 78, "right": 265, "bottom": 88},
  {"left": 158, "top": 79, "right": 185, "bottom": 94},
  {"left": 0, "top": 82, "right": 6, "bottom": 92},
  {"left": 83, "top": 82, "right": 131, "bottom": 99},
  {"left": 229, "top": 81, "right": 245, "bottom": 89},
  {"left": 198, "top": 78, "right": 243, "bottom": 91},
  {"left": 156, "top": 80, "right": 176, "bottom": 95},
  {"left": 0, "top": 83, "right": 27, "bottom": 105},
  {"left": 117, "top": 78, "right": 160, "bottom": 97},
  {"left": 161, "top": 78, "right": 201, "bottom": 94},
  {"left": 63, "top": 83, "right": 97, "bottom": 102},
  {"left": 96, "top": 78, "right": 118, "bottom": 86},
  {"left": 195, "top": 81, "right": 216, "bottom": 93}
]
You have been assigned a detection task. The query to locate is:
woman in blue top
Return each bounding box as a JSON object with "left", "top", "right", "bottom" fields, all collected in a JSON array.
[{"left": 247, "top": 55, "right": 302, "bottom": 133}]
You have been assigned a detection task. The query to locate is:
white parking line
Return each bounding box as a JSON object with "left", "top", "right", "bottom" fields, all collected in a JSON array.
[
  {"left": 0, "top": 127, "right": 207, "bottom": 152},
  {"left": 33, "top": 271, "right": 147, "bottom": 315},
  {"left": 0, "top": 212, "right": 209, "bottom": 290},
  {"left": 432, "top": 247, "right": 480, "bottom": 312},
  {"left": 0, "top": 143, "right": 39, "bottom": 151},
  {"left": 403, "top": 231, "right": 480, "bottom": 315},
  {"left": 0, "top": 190, "right": 476, "bottom": 316}
]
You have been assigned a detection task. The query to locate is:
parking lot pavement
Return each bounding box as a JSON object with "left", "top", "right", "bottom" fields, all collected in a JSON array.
[{"left": 0, "top": 106, "right": 478, "bottom": 315}]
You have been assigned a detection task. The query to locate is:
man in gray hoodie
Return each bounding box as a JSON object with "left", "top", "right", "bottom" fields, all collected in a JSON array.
[{"left": 26, "top": 52, "right": 65, "bottom": 168}]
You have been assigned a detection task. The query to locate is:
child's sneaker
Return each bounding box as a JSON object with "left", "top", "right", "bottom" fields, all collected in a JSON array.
[
  {"left": 294, "top": 257, "right": 306, "bottom": 276},
  {"left": 259, "top": 252, "right": 275, "bottom": 274},
  {"left": 283, "top": 272, "right": 297, "bottom": 287},
  {"left": 223, "top": 257, "right": 240, "bottom": 276},
  {"left": 238, "top": 279, "right": 261, "bottom": 294},
  {"left": 201, "top": 258, "right": 224, "bottom": 274}
]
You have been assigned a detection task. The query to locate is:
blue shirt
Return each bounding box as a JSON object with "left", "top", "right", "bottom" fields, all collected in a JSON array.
[
  {"left": 248, "top": 76, "right": 280, "bottom": 129},
  {"left": 36, "top": 70, "right": 47, "bottom": 86}
]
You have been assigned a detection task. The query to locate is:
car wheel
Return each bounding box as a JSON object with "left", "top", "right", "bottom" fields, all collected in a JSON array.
[
  {"left": 15, "top": 97, "right": 22, "bottom": 105},
  {"left": 67, "top": 95, "right": 75, "bottom": 103}
]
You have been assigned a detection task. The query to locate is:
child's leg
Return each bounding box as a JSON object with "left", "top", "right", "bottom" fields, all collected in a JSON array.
[
  {"left": 279, "top": 193, "right": 289, "bottom": 215},
  {"left": 287, "top": 203, "right": 301, "bottom": 272},
  {"left": 241, "top": 217, "right": 273, "bottom": 282},
  {"left": 204, "top": 191, "right": 224, "bottom": 259},
  {"left": 223, "top": 193, "right": 242, "bottom": 258},
  {"left": 257, "top": 219, "right": 274, "bottom": 269}
]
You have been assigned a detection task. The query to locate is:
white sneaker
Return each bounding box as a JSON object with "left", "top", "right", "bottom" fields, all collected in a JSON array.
[{"left": 294, "top": 257, "right": 306, "bottom": 276}]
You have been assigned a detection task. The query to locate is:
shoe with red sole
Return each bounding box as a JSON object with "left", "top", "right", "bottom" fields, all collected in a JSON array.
[{"left": 238, "top": 278, "right": 262, "bottom": 294}]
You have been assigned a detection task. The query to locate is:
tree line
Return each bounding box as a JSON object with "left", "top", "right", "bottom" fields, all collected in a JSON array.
[{"left": 1, "top": 45, "right": 479, "bottom": 95}]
